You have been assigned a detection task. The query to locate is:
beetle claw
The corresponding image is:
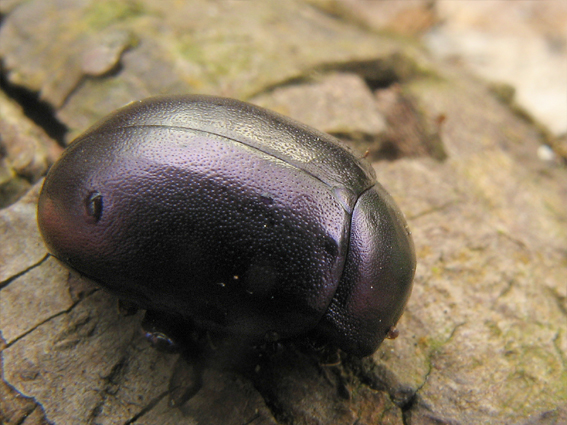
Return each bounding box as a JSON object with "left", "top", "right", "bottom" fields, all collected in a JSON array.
[{"left": 386, "top": 327, "right": 400, "bottom": 340}]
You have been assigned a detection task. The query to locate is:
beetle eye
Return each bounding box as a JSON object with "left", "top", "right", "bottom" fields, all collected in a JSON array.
[{"left": 85, "top": 191, "right": 103, "bottom": 222}]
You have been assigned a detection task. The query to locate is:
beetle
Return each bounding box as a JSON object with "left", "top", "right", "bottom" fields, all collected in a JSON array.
[{"left": 37, "top": 95, "right": 415, "bottom": 357}]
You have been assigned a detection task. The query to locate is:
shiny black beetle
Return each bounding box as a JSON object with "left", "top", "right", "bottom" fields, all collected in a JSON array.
[{"left": 37, "top": 95, "right": 415, "bottom": 357}]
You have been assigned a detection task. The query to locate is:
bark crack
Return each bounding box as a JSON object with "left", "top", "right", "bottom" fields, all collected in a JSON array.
[
  {"left": 415, "top": 321, "right": 466, "bottom": 394},
  {"left": 2, "top": 288, "right": 100, "bottom": 350},
  {"left": 0, "top": 68, "right": 67, "bottom": 144},
  {"left": 89, "top": 331, "right": 170, "bottom": 425},
  {"left": 122, "top": 390, "right": 170, "bottom": 425},
  {"left": 0, "top": 354, "right": 53, "bottom": 425},
  {"left": 401, "top": 321, "right": 466, "bottom": 423},
  {"left": 552, "top": 332, "right": 567, "bottom": 371},
  {"left": 546, "top": 286, "right": 567, "bottom": 317},
  {"left": 406, "top": 201, "right": 456, "bottom": 221},
  {"left": 88, "top": 353, "right": 129, "bottom": 425},
  {"left": 0, "top": 253, "right": 50, "bottom": 290}
]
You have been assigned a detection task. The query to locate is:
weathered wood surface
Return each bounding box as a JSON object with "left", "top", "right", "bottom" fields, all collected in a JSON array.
[{"left": 0, "top": 1, "right": 566, "bottom": 424}]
